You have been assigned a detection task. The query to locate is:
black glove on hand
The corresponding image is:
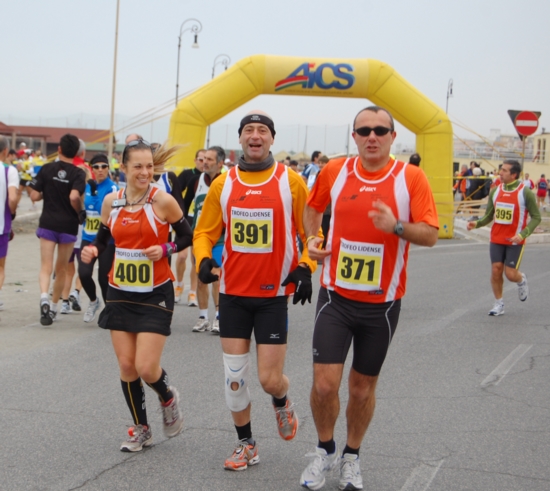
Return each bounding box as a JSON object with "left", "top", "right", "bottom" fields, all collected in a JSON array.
[
  {"left": 198, "top": 257, "right": 220, "bottom": 284},
  {"left": 78, "top": 209, "right": 87, "bottom": 225},
  {"left": 281, "top": 265, "right": 312, "bottom": 305}
]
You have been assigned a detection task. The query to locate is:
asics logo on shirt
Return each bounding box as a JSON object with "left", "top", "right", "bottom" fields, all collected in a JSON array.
[
  {"left": 246, "top": 189, "right": 262, "bottom": 195},
  {"left": 360, "top": 186, "right": 376, "bottom": 192}
]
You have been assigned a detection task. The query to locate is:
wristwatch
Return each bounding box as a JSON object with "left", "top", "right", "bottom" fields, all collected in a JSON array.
[{"left": 394, "top": 220, "right": 404, "bottom": 236}]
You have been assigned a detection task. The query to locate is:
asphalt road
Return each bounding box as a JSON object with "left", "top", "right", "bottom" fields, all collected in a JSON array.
[{"left": 1, "top": 228, "right": 549, "bottom": 491}]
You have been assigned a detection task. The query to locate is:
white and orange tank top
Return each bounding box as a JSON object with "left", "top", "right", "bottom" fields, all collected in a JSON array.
[
  {"left": 219, "top": 163, "right": 298, "bottom": 297},
  {"left": 491, "top": 182, "right": 528, "bottom": 245},
  {"left": 322, "top": 157, "right": 411, "bottom": 303},
  {"left": 108, "top": 187, "right": 174, "bottom": 292}
]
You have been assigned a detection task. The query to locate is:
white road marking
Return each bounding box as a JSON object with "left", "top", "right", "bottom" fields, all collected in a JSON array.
[
  {"left": 480, "top": 344, "right": 533, "bottom": 388},
  {"left": 400, "top": 460, "right": 444, "bottom": 491}
]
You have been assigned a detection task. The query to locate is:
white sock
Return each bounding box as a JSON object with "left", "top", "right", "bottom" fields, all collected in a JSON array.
[
  {"left": 41, "top": 293, "right": 49, "bottom": 302},
  {"left": 496, "top": 298, "right": 503, "bottom": 304},
  {"left": 50, "top": 301, "right": 58, "bottom": 312},
  {"left": 199, "top": 309, "right": 208, "bottom": 319},
  {"left": 189, "top": 290, "right": 196, "bottom": 295},
  {"left": 177, "top": 281, "right": 184, "bottom": 287}
]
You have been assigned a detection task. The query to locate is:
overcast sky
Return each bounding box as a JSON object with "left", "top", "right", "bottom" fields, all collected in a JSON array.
[{"left": 2, "top": 0, "right": 548, "bottom": 155}]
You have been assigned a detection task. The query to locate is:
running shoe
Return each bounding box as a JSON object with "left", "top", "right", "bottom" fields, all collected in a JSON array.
[
  {"left": 211, "top": 317, "right": 220, "bottom": 334},
  {"left": 273, "top": 400, "right": 298, "bottom": 440},
  {"left": 224, "top": 439, "right": 259, "bottom": 471},
  {"left": 488, "top": 301, "right": 504, "bottom": 316},
  {"left": 300, "top": 446, "right": 340, "bottom": 490},
  {"left": 161, "top": 387, "right": 184, "bottom": 438},
  {"left": 192, "top": 317, "right": 210, "bottom": 332},
  {"left": 174, "top": 285, "right": 184, "bottom": 303},
  {"left": 40, "top": 300, "right": 53, "bottom": 326},
  {"left": 83, "top": 299, "right": 100, "bottom": 323},
  {"left": 187, "top": 292, "right": 198, "bottom": 307},
  {"left": 120, "top": 425, "right": 153, "bottom": 452},
  {"left": 518, "top": 274, "right": 529, "bottom": 302},
  {"left": 60, "top": 301, "right": 73, "bottom": 315},
  {"left": 69, "top": 290, "right": 82, "bottom": 311},
  {"left": 338, "top": 453, "right": 363, "bottom": 490}
]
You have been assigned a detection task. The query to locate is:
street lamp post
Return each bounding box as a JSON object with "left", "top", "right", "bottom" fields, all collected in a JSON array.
[
  {"left": 446, "top": 78, "right": 453, "bottom": 114},
  {"left": 107, "top": 0, "right": 120, "bottom": 164},
  {"left": 206, "top": 54, "right": 231, "bottom": 148},
  {"left": 175, "top": 18, "right": 202, "bottom": 108}
]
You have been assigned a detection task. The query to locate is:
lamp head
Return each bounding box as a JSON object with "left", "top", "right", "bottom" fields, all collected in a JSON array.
[{"left": 192, "top": 34, "right": 199, "bottom": 48}]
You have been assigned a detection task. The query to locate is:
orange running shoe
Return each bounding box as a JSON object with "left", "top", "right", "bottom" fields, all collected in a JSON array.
[
  {"left": 187, "top": 292, "right": 198, "bottom": 307},
  {"left": 224, "top": 439, "right": 259, "bottom": 471},
  {"left": 274, "top": 399, "right": 298, "bottom": 440}
]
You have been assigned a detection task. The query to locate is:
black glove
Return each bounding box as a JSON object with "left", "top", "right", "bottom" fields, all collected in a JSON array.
[
  {"left": 198, "top": 257, "right": 220, "bottom": 284},
  {"left": 281, "top": 265, "right": 312, "bottom": 305},
  {"left": 78, "top": 209, "right": 87, "bottom": 225}
]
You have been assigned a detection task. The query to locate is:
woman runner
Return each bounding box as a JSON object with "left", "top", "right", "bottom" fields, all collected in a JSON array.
[
  {"left": 81, "top": 140, "right": 192, "bottom": 451},
  {"left": 78, "top": 154, "right": 118, "bottom": 322}
]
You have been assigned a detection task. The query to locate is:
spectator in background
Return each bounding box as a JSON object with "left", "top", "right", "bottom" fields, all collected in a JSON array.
[
  {"left": 536, "top": 174, "right": 548, "bottom": 210},
  {"left": 6, "top": 149, "right": 18, "bottom": 166},
  {"left": 409, "top": 153, "right": 421, "bottom": 167},
  {"left": 302, "top": 150, "right": 322, "bottom": 190},
  {"left": 0, "top": 136, "right": 19, "bottom": 309},
  {"left": 523, "top": 173, "right": 534, "bottom": 190},
  {"left": 16, "top": 142, "right": 27, "bottom": 158},
  {"left": 288, "top": 160, "right": 299, "bottom": 173}
]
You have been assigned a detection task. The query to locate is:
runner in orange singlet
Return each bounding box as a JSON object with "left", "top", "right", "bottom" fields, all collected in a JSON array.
[
  {"left": 194, "top": 110, "right": 317, "bottom": 471},
  {"left": 300, "top": 106, "right": 439, "bottom": 491},
  {"left": 81, "top": 140, "right": 193, "bottom": 452}
]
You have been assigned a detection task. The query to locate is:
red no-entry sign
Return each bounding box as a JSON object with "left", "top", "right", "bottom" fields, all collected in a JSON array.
[{"left": 508, "top": 110, "right": 541, "bottom": 139}]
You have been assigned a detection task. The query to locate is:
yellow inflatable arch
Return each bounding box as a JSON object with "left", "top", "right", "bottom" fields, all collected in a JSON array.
[{"left": 168, "top": 55, "right": 453, "bottom": 237}]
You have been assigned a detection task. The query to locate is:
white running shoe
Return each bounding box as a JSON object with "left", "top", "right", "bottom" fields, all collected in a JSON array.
[
  {"left": 174, "top": 285, "right": 183, "bottom": 303},
  {"left": 60, "top": 301, "right": 72, "bottom": 315},
  {"left": 211, "top": 317, "right": 220, "bottom": 334},
  {"left": 69, "top": 290, "right": 81, "bottom": 311},
  {"left": 488, "top": 301, "right": 504, "bottom": 316},
  {"left": 161, "top": 387, "right": 184, "bottom": 438},
  {"left": 192, "top": 317, "right": 210, "bottom": 332},
  {"left": 120, "top": 425, "right": 152, "bottom": 452},
  {"left": 518, "top": 274, "right": 529, "bottom": 302},
  {"left": 83, "top": 299, "right": 100, "bottom": 323},
  {"left": 339, "top": 453, "right": 363, "bottom": 490},
  {"left": 300, "top": 446, "right": 340, "bottom": 490}
]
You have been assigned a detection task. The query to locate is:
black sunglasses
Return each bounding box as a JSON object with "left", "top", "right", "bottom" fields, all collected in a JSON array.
[
  {"left": 92, "top": 164, "right": 109, "bottom": 170},
  {"left": 354, "top": 126, "right": 393, "bottom": 137},
  {"left": 122, "top": 139, "right": 151, "bottom": 162}
]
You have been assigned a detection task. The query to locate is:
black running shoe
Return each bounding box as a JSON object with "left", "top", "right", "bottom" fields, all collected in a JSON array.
[{"left": 40, "top": 301, "right": 53, "bottom": 326}]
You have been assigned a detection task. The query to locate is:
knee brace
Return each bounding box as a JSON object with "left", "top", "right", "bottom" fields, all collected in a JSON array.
[{"left": 223, "top": 352, "right": 251, "bottom": 412}]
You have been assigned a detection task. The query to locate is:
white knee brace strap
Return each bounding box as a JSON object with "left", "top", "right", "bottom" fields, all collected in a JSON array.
[{"left": 223, "top": 352, "right": 251, "bottom": 412}]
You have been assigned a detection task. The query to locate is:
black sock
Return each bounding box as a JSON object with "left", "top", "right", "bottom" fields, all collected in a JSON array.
[
  {"left": 146, "top": 369, "right": 174, "bottom": 405},
  {"left": 343, "top": 444, "right": 360, "bottom": 456},
  {"left": 121, "top": 378, "right": 148, "bottom": 427},
  {"left": 272, "top": 394, "right": 287, "bottom": 408},
  {"left": 318, "top": 439, "right": 336, "bottom": 455},
  {"left": 236, "top": 422, "right": 252, "bottom": 442}
]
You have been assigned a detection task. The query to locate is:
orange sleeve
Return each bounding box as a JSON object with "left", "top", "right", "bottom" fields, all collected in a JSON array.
[
  {"left": 307, "top": 158, "right": 346, "bottom": 212},
  {"left": 288, "top": 171, "right": 317, "bottom": 272},
  {"left": 193, "top": 173, "right": 228, "bottom": 271},
  {"left": 405, "top": 165, "right": 439, "bottom": 229}
]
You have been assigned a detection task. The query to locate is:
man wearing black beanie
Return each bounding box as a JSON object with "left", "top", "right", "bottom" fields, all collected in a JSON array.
[{"left": 194, "top": 110, "right": 319, "bottom": 471}]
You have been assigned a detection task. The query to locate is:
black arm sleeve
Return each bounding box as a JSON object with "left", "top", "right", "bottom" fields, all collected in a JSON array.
[
  {"left": 171, "top": 215, "right": 193, "bottom": 252},
  {"left": 90, "top": 224, "right": 112, "bottom": 256}
]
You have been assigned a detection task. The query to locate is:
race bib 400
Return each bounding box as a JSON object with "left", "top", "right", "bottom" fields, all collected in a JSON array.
[
  {"left": 335, "top": 239, "right": 384, "bottom": 291},
  {"left": 113, "top": 248, "right": 154, "bottom": 292},
  {"left": 230, "top": 207, "right": 273, "bottom": 253}
]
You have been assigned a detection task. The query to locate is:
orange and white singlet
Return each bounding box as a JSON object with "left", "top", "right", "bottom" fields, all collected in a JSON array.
[
  {"left": 219, "top": 163, "right": 298, "bottom": 297},
  {"left": 322, "top": 157, "right": 412, "bottom": 303},
  {"left": 108, "top": 187, "right": 174, "bottom": 292},
  {"left": 491, "top": 182, "right": 528, "bottom": 245}
]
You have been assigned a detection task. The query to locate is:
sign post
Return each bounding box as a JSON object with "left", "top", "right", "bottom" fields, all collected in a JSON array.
[{"left": 507, "top": 110, "right": 541, "bottom": 170}]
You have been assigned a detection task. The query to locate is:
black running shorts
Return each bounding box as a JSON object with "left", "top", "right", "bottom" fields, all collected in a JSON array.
[
  {"left": 98, "top": 281, "right": 174, "bottom": 336},
  {"left": 219, "top": 293, "right": 288, "bottom": 344},
  {"left": 312, "top": 287, "right": 401, "bottom": 376},
  {"left": 489, "top": 242, "right": 525, "bottom": 269}
]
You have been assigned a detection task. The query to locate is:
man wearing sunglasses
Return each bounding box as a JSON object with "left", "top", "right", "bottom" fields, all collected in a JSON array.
[{"left": 301, "top": 106, "right": 439, "bottom": 490}]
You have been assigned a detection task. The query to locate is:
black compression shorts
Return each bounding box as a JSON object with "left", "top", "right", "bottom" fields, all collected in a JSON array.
[
  {"left": 219, "top": 293, "right": 288, "bottom": 344},
  {"left": 489, "top": 242, "right": 525, "bottom": 269},
  {"left": 312, "top": 287, "right": 401, "bottom": 376}
]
